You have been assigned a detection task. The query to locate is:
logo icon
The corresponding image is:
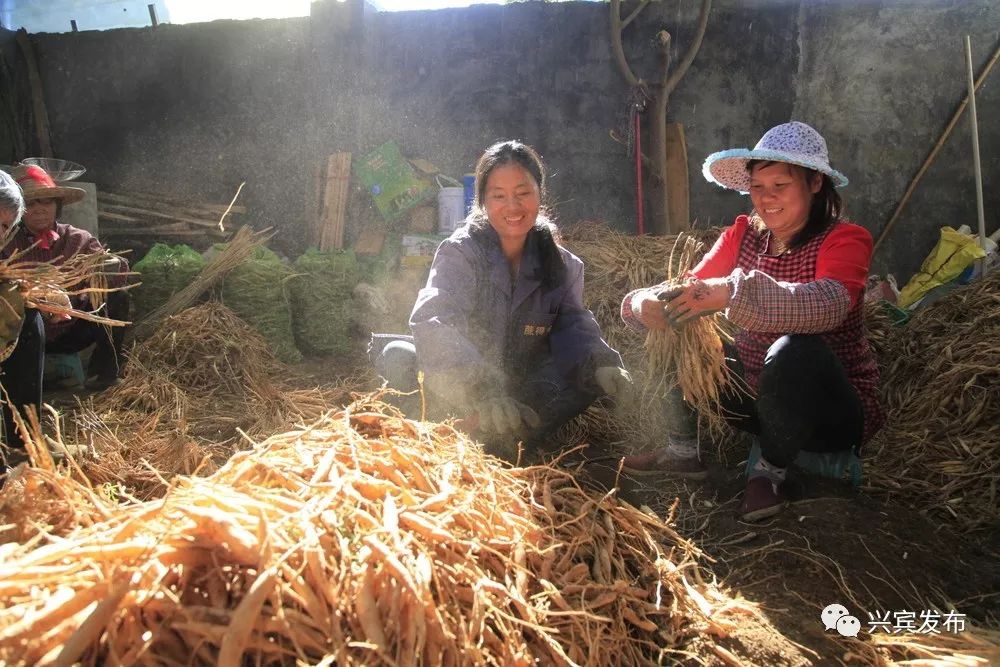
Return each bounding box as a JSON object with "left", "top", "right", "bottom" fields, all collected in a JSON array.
[
  {"left": 836, "top": 615, "right": 861, "bottom": 637},
  {"left": 822, "top": 603, "right": 849, "bottom": 631}
]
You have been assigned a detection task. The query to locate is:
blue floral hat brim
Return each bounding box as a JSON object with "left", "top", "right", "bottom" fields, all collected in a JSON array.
[{"left": 702, "top": 148, "right": 849, "bottom": 194}]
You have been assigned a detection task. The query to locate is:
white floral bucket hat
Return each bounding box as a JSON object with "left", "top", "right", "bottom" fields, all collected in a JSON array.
[{"left": 702, "top": 121, "right": 848, "bottom": 194}]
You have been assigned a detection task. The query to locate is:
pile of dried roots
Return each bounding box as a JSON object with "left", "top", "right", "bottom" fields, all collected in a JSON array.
[
  {"left": 0, "top": 401, "right": 759, "bottom": 666},
  {"left": 62, "top": 302, "right": 361, "bottom": 501},
  {"left": 866, "top": 271, "right": 1000, "bottom": 530}
]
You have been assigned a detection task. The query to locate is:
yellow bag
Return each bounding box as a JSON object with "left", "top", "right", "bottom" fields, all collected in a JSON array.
[{"left": 897, "top": 227, "right": 987, "bottom": 308}]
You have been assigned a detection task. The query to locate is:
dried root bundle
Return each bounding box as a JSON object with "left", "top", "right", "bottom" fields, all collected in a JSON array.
[
  {"left": 0, "top": 402, "right": 758, "bottom": 666},
  {"left": 558, "top": 222, "right": 722, "bottom": 449},
  {"left": 0, "top": 248, "right": 132, "bottom": 322},
  {"left": 643, "top": 235, "right": 745, "bottom": 442}
]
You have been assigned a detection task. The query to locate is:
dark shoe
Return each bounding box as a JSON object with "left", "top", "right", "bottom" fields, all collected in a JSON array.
[
  {"left": 620, "top": 447, "right": 708, "bottom": 480},
  {"left": 739, "top": 476, "right": 786, "bottom": 521}
]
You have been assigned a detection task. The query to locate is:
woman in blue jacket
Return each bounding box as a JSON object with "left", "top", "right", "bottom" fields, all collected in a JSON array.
[{"left": 373, "top": 141, "right": 632, "bottom": 458}]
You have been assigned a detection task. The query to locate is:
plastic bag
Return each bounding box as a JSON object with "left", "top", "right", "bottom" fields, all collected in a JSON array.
[{"left": 897, "top": 227, "right": 986, "bottom": 308}]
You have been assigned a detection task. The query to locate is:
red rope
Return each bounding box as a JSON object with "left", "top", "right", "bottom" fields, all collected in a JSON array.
[{"left": 634, "top": 111, "right": 645, "bottom": 235}]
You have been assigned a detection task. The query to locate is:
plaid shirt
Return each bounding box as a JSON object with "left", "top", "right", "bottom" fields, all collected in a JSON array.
[
  {"left": 622, "top": 215, "right": 884, "bottom": 442},
  {"left": 2, "top": 221, "right": 130, "bottom": 341}
]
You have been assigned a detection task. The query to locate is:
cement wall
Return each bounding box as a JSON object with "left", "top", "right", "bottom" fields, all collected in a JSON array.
[{"left": 2, "top": 0, "right": 997, "bottom": 280}]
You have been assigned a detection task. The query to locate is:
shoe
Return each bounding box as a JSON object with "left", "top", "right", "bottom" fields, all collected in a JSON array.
[
  {"left": 739, "top": 476, "right": 786, "bottom": 521},
  {"left": 620, "top": 447, "right": 708, "bottom": 480}
]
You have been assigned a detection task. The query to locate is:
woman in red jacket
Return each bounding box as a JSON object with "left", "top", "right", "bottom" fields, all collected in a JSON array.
[{"left": 619, "top": 122, "right": 883, "bottom": 521}]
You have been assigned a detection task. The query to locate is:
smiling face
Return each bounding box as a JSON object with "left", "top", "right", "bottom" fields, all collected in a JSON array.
[
  {"left": 748, "top": 162, "right": 822, "bottom": 241},
  {"left": 483, "top": 163, "right": 540, "bottom": 251},
  {"left": 24, "top": 197, "right": 59, "bottom": 235}
]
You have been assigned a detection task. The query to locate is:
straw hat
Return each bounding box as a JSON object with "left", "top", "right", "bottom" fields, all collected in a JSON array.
[
  {"left": 702, "top": 121, "right": 848, "bottom": 194},
  {"left": 9, "top": 164, "right": 86, "bottom": 205}
]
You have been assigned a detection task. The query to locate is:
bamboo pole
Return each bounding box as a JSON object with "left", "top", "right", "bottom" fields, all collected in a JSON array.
[{"left": 964, "top": 36, "right": 987, "bottom": 280}]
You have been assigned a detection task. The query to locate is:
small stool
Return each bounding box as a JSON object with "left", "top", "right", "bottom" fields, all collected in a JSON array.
[{"left": 44, "top": 352, "right": 86, "bottom": 389}]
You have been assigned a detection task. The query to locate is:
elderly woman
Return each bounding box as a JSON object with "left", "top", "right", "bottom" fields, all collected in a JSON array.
[
  {"left": 373, "top": 141, "right": 632, "bottom": 459},
  {"left": 620, "top": 122, "right": 883, "bottom": 521},
  {"left": 0, "top": 170, "right": 44, "bottom": 466},
  {"left": 4, "top": 164, "right": 130, "bottom": 389}
]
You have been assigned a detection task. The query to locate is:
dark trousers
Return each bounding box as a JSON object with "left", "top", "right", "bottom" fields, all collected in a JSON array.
[
  {"left": 1, "top": 309, "right": 44, "bottom": 456},
  {"left": 46, "top": 291, "right": 130, "bottom": 380},
  {"left": 720, "top": 334, "right": 864, "bottom": 468},
  {"left": 666, "top": 334, "right": 864, "bottom": 468},
  {"left": 373, "top": 337, "right": 598, "bottom": 450}
]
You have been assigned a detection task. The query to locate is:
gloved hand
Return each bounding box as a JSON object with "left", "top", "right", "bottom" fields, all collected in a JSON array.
[
  {"left": 474, "top": 396, "right": 541, "bottom": 435},
  {"left": 0, "top": 280, "right": 26, "bottom": 361},
  {"left": 595, "top": 366, "right": 633, "bottom": 398},
  {"left": 595, "top": 366, "right": 635, "bottom": 417}
]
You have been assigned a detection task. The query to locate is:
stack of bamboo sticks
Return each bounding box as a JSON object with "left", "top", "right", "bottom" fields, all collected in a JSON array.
[{"left": 96, "top": 191, "right": 241, "bottom": 244}]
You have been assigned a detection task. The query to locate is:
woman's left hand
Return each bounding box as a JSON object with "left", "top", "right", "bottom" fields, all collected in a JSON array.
[{"left": 663, "top": 278, "right": 731, "bottom": 327}]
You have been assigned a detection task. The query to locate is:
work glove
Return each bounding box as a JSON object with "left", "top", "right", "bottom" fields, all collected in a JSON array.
[
  {"left": 594, "top": 366, "right": 635, "bottom": 417},
  {"left": 474, "top": 395, "right": 541, "bottom": 435},
  {"left": 0, "top": 280, "right": 26, "bottom": 362}
]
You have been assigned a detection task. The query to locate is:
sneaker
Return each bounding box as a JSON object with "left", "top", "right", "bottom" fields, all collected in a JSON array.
[
  {"left": 620, "top": 447, "right": 708, "bottom": 480},
  {"left": 739, "top": 476, "right": 786, "bottom": 521}
]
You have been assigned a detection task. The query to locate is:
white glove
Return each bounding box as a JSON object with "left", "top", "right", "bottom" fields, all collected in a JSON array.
[
  {"left": 595, "top": 366, "right": 635, "bottom": 417},
  {"left": 476, "top": 396, "right": 541, "bottom": 435}
]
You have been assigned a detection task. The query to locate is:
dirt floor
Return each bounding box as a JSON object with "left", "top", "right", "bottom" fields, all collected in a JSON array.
[{"left": 548, "top": 439, "right": 1000, "bottom": 665}]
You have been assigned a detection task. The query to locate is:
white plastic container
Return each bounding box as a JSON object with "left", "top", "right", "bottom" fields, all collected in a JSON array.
[{"left": 437, "top": 187, "right": 465, "bottom": 234}]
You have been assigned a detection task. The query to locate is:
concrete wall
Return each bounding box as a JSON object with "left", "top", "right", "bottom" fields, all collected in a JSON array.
[{"left": 2, "top": 0, "right": 997, "bottom": 280}]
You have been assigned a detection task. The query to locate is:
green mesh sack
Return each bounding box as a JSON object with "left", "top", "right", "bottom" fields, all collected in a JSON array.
[
  {"left": 221, "top": 246, "right": 302, "bottom": 363},
  {"left": 132, "top": 243, "right": 206, "bottom": 320},
  {"left": 289, "top": 249, "right": 359, "bottom": 356}
]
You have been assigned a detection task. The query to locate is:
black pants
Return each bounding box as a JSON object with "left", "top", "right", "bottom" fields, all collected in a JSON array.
[
  {"left": 669, "top": 334, "right": 864, "bottom": 468},
  {"left": 1, "top": 309, "right": 44, "bottom": 456},
  {"left": 46, "top": 291, "right": 130, "bottom": 380}
]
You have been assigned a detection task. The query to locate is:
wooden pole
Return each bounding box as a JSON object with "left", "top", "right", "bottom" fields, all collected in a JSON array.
[
  {"left": 873, "top": 38, "right": 1000, "bottom": 254},
  {"left": 964, "top": 36, "right": 987, "bottom": 280}
]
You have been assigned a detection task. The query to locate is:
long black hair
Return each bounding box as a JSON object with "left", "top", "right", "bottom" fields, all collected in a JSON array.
[
  {"left": 747, "top": 160, "right": 843, "bottom": 249},
  {"left": 468, "top": 140, "right": 565, "bottom": 289}
]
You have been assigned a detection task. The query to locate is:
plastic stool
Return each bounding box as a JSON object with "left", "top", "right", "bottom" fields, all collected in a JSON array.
[{"left": 44, "top": 352, "right": 85, "bottom": 389}]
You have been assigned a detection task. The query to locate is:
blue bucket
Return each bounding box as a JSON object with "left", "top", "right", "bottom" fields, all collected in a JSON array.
[{"left": 462, "top": 174, "right": 475, "bottom": 215}]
